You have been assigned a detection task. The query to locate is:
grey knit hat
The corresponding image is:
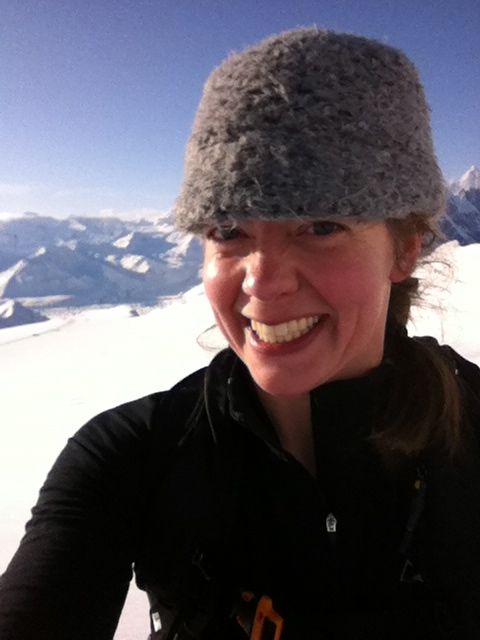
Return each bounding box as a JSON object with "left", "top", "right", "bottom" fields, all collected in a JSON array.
[{"left": 175, "top": 27, "right": 446, "bottom": 233}]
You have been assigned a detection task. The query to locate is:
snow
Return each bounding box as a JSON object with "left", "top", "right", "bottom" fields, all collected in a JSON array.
[
  {"left": 452, "top": 194, "right": 478, "bottom": 215},
  {"left": 0, "top": 299, "right": 16, "bottom": 319},
  {"left": 0, "top": 299, "right": 48, "bottom": 328},
  {"left": 408, "top": 242, "right": 480, "bottom": 362},
  {"left": 0, "top": 215, "right": 201, "bottom": 307},
  {"left": 113, "top": 232, "right": 134, "bottom": 249},
  {"left": 0, "top": 243, "right": 479, "bottom": 638},
  {"left": 450, "top": 165, "right": 480, "bottom": 195},
  {"left": 0, "top": 260, "right": 27, "bottom": 297},
  {"left": 460, "top": 165, "right": 480, "bottom": 192},
  {"left": 120, "top": 254, "right": 151, "bottom": 274},
  {"left": 68, "top": 220, "right": 87, "bottom": 232}
]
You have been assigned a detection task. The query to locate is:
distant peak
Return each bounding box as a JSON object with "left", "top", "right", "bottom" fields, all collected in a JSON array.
[
  {"left": 450, "top": 165, "right": 480, "bottom": 194},
  {"left": 460, "top": 165, "right": 480, "bottom": 189}
]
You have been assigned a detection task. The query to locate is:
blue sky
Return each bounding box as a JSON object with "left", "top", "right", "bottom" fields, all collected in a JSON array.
[{"left": 1, "top": 0, "right": 479, "bottom": 219}]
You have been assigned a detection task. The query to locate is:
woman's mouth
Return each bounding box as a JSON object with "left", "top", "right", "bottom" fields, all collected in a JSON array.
[{"left": 249, "top": 315, "right": 321, "bottom": 344}]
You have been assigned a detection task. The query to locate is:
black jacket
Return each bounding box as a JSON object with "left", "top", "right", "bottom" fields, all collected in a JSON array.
[{"left": 1, "top": 343, "right": 480, "bottom": 639}]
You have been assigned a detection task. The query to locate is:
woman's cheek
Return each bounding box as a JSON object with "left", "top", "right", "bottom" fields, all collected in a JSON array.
[
  {"left": 312, "top": 260, "right": 368, "bottom": 301},
  {"left": 203, "top": 255, "right": 240, "bottom": 310},
  {"left": 203, "top": 255, "right": 220, "bottom": 284},
  {"left": 202, "top": 256, "right": 221, "bottom": 307},
  {"left": 316, "top": 266, "right": 390, "bottom": 322}
]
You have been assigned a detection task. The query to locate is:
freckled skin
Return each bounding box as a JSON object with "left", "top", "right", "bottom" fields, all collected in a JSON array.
[{"left": 203, "top": 219, "right": 414, "bottom": 398}]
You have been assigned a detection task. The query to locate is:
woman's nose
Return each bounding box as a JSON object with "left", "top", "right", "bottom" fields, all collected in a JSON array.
[{"left": 241, "top": 249, "right": 299, "bottom": 300}]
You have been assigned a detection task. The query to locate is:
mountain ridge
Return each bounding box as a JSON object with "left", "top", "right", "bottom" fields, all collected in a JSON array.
[
  {"left": 0, "top": 169, "right": 479, "bottom": 327},
  {"left": 0, "top": 214, "right": 202, "bottom": 315}
]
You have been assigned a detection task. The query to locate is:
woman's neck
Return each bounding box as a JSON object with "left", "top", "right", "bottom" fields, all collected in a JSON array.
[{"left": 256, "top": 387, "right": 316, "bottom": 477}]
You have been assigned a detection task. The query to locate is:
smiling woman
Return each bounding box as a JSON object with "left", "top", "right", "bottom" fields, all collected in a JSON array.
[
  {"left": 1, "top": 27, "right": 480, "bottom": 640},
  {"left": 202, "top": 219, "right": 407, "bottom": 396}
]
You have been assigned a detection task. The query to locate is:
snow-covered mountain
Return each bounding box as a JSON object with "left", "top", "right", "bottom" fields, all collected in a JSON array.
[
  {"left": 450, "top": 166, "right": 480, "bottom": 195},
  {"left": 0, "top": 166, "right": 479, "bottom": 327},
  {"left": 444, "top": 166, "right": 480, "bottom": 245},
  {"left": 442, "top": 191, "right": 480, "bottom": 246},
  {"left": 0, "top": 299, "right": 48, "bottom": 328},
  {"left": 0, "top": 213, "right": 202, "bottom": 311}
]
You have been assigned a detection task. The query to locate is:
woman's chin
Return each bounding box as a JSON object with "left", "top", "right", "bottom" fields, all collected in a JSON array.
[{"left": 248, "top": 367, "right": 323, "bottom": 398}]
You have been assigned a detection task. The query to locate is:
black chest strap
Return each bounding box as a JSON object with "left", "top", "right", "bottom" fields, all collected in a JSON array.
[
  {"left": 146, "top": 351, "right": 245, "bottom": 639},
  {"left": 399, "top": 465, "right": 427, "bottom": 583}
]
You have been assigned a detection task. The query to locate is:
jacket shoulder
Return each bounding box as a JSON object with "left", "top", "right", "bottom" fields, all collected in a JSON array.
[
  {"left": 413, "top": 336, "right": 480, "bottom": 393},
  {"left": 441, "top": 346, "right": 480, "bottom": 396},
  {"left": 73, "top": 364, "right": 210, "bottom": 447}
]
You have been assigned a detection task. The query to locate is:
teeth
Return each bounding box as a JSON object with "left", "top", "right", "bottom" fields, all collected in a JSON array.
[{"left": 250, "top": 316, "right": 320, "bottom": 344}]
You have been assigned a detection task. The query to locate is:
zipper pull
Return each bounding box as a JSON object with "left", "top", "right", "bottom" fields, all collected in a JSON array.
[
  {"left": 326, "top": 512, "right": 337, "bottom": 552},
  {"left": 326, "top": 512, "right": 337, "bottom": 533}
]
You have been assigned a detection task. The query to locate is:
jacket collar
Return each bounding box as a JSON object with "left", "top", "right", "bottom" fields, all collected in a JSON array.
[
  {"left": 202, "top": 348, "right": 284, "bottom": 453},
  {"left": 204, "top": 348, "right": 386, "bottom": 454}
]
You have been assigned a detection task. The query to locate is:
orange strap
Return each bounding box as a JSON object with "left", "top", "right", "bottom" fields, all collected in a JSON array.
[{"left": 250, "top": 595, "right": 284, "bottom": 640}]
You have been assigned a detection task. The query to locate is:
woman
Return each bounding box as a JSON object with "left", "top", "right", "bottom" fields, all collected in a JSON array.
[{"left": 1, "top": 27, "right": 479, "bottom": 640}]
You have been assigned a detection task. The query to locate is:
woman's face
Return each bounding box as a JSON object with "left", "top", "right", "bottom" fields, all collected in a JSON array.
[{"left": 203, "top": 218, "right": 416, "bottom": 396}]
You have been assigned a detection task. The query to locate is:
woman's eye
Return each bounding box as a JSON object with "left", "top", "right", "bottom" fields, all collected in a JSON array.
[
  {"left": 207, "top": 226, "right": 242, "bottom": 242},
  {"left": 309, "top": 221, "right": 344, "bottom": 236}
]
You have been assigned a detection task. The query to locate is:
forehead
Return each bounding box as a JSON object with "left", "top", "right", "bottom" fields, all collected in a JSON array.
[{"left": 205, "top": 217, "right": 382, "bottom": 233}]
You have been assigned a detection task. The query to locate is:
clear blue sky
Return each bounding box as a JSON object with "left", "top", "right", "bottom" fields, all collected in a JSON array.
[{"left": 1, "top": 0, "right": 479, "bottom": 219}]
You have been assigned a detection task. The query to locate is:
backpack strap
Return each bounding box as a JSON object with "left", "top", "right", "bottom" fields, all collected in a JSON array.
[
  {"left": 398, "top": 465, "right": 427, "bottom": 584},
  {"left": 144, "top": 350, "right": 246, "bottom": 639}
]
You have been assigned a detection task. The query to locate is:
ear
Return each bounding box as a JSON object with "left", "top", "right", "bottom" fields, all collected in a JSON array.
[{"left": 389, "top": 233, "right": 422, "bottom": 283}]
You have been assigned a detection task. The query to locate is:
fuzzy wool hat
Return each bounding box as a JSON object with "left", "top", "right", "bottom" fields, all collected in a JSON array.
[{"left": 175, "top": 27, "right": 446, "bottom": 233}]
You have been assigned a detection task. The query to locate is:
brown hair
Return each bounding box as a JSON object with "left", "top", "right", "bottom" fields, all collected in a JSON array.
[{"left": 372, "top": 214, "right": 463, "bottom": 460}]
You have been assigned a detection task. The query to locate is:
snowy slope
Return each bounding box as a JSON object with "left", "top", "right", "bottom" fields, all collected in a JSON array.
[{"left": 0, "top": 242, "right": 479, "bottom": 638}]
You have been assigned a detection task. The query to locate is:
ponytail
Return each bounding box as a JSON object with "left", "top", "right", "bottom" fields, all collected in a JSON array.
[{"left": 373, "top": 217, "right": 464, "bottom": 461}]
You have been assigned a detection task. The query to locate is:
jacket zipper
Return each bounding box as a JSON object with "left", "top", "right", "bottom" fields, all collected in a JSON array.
[{"left": 326, "top": 512, "right": 337, "bottom": 550}]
